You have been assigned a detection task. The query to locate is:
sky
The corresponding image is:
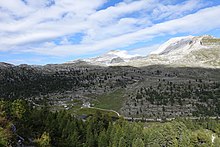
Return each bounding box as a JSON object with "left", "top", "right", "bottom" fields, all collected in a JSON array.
[{"left": 0, "top": 0, "right": 220, "bottom": 65}]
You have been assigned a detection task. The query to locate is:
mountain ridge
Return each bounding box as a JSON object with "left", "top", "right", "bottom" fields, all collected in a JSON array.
[{"left": 69, "top": 35, "right": 220, "bottom": 68}]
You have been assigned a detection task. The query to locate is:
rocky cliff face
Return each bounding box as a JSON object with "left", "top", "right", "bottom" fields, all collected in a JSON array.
[{"left": 110, "top": 57, "right": 125, "bottom": 64}]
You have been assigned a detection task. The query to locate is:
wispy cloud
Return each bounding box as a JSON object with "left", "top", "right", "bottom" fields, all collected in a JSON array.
[
  {"left": 0, "top": 0, "right": 220, "bottom": 64},
  {"left": 128, "top": 44, "right": 161, "bottom": 56},
  {"left": 151, "top": 0, "right": 209, "bottom": 21},
  {"left": 25, "top": 5, "right": 220, "bottom": 56}
]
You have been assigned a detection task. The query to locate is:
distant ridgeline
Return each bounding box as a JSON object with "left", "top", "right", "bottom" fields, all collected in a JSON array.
[
  {"left": 0, "top": 61, "right": 220, "bottom": 118},
  {"left": 68, "top": 35, "right": 220, "bottom": 68}
]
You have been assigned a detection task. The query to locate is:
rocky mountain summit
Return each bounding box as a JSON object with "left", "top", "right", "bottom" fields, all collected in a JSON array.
[
  {"left": 68, "top": 50, "right": 140, "bottom": 66},
  {"left": 71, "top": 35, "right": 220, "bottom": 68},
  {"left": 147, "top": 35, "right": 220, "bottom": 67}
]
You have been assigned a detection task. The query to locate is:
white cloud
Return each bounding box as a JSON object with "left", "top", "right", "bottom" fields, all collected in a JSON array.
[
  {"left": 89, "top": 0, "right": 154, "bottom": 24},
  {"left": 0, "top": 0, "right": 219, "bottom": 59},
  {"left": 0, "top": 0, "right": 33, "bottom": 17},
  {"left": 29, "top": 5, "right": 220, "bottom": 56},
  {"left": 151, "top": 0, "right": 208, "bottom": 21},
  {"left": 129, "top": 44, "right": 161, "bottom": 56},
  {"left": 0, "top": 0, "right": 106, "bottom": 49}
]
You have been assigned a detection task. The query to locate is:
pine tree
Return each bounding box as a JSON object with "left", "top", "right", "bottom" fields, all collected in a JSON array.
[
  {"left": 11, "top": 99, "right": 26, "bottom": 119},
  {"left": 98, "top": 130, "right": 108, "bottom": 147},
  {"left": 35, "top": 132, "right": 51, "bottom": 147},
  {"left": 132, "top": 138, "right": 144, "bottom": 147},
  {"left": 118, "top": 137, "right": 127, "bottom": 147}
]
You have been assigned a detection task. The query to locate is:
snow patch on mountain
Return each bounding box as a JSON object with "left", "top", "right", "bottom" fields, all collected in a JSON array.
[
  {"left": 68, "top": 35, "right": 220, "bottom": 68},
  {"left": 106, "top": 50, "right": 138, "bottom": 59},
  {"left": 150, "top": 35, "right": 215, "bottom": 56},
  {"left": 150, "top": 35, "right": 196, "bottom": 55},
  {"left": 83, "top": 50, "right": 141, "bottom": 66}
]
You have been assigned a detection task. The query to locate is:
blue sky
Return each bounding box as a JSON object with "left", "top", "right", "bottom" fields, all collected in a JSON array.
[{"left": 0, "top": 0, "right": 220, "bottom": 65}]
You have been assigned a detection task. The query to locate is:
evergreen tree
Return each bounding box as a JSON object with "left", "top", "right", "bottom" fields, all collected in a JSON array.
[
  {"left": 118, "top": 137, "right": 127, "bottom": 147},
  {"left": 190, "top": 129, "right": 212, "bottom": 147},
  {"left": 98, "top": 130, "right": 108, "bottom": 147},
  {"left": 11, "top": 99, "right": 26, "bottom": 119},
  {"left": 132, "top": 138, "right": 144, "bottom": 147},
  {"left": 35, "top": 132, "right": 51, "bottom": 147}
]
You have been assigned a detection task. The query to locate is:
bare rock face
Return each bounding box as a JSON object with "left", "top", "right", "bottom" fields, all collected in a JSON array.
[
  {"left": 110, "top": 57, "right": 125, "bottom": 64},
  {"left": 148, "top": 35, "right": 220, "bottom": 68},
  {"left": 121, "top": 35, "right": 220, "bottom": 68}
]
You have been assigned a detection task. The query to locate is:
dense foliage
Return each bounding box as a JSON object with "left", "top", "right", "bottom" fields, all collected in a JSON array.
[{"left": 1, "top": 99, "right": 220, "bottom": 147}]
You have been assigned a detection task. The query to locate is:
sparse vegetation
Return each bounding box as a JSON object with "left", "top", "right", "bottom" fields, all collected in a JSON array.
[{"left": 0, "top": 64, "right": 219, "bottom": 118}]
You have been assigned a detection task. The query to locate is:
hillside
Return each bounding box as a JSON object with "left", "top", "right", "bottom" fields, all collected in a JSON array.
[{"left": 0, "top": 62, "right": 219, "bottom": 118}]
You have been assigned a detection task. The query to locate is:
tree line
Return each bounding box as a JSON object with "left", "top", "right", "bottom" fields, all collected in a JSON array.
[{"left": 1, "top": 99, "right": 220, "bottom": 146}]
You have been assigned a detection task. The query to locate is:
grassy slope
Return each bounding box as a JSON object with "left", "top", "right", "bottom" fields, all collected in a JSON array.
[
  {"left": 93, "top": 89, "right": 125, "bottom": 112},
  {"left": 76, "top": 107, "right": 119, "bottom": 117},
  {"left": 48, "top": 89, "right": 125, "bottom": 117}
]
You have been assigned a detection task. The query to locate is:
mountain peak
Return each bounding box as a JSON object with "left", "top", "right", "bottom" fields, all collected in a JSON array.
[
  {"left": 106, "top": 50, "right": 138, "bottom": 58},
  {"left": 150, "top": 35, "right": 195, "bottom": 55},
  {"left": 68, "top": 35, "right": 220, "bottom": 68},
  {"left": 149, "top": 35, "right": 217, "bottom": 56},
  {"left": 81, "top": 50, "right": 140, "bottom": 66}
]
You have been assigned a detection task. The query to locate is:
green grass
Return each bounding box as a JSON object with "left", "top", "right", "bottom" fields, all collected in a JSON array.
[
  {"left": 93, "top": 89, "right": 126, "bottom": 111},
  {"left": 48, "top": 89, "right": 126, "bottom": 116},
  {"left": 76, "top": 107, "right": 119, "bottom": 117}
]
